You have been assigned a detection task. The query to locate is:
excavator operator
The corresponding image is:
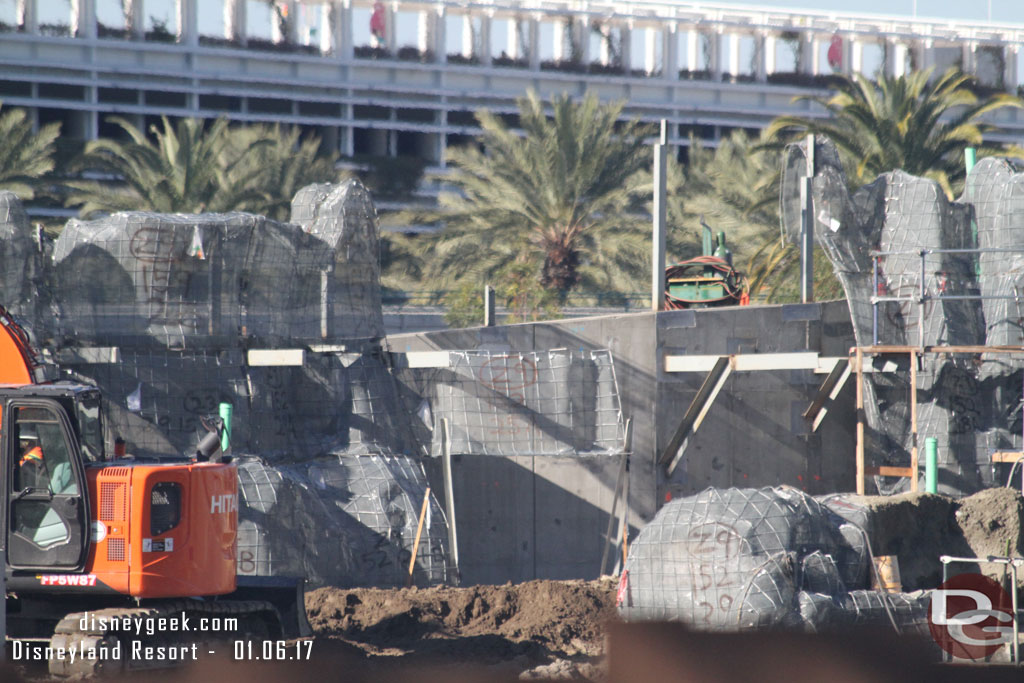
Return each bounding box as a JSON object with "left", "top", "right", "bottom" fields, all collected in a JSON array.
[{"left": 18, "top": 432, "right": 48, "bottom": 490}]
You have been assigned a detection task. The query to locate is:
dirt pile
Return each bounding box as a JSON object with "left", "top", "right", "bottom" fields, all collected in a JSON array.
[
  {"left": 860, "top": 487, "right": 1024, "bottom": 589},
  {"left": 306, "top": 577, "right": 618, "bottom": 675}
]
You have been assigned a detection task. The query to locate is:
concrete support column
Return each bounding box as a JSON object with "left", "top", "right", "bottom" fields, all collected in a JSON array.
[
  {"left": 435, "top": 7, "right": 447, "bottom": 63},
  {"left": 841, "top": 33, "right": 854, "bottom": 75},
  {"left": 437, "top": 109, "right": 447, "bottom": 167},
  {"left": 620, "top": 25, "right": 632, "bottom": 72},
  {"left": 798, "top": 30, "right": 813, "bottom": 74},
  {"left": 575, "top": 18, "right": 589, "bottom": 64},
  {"left": 16, "top": 0, "right": 37, "bottom": 33},
  {"left": 663, "top": 24, "right": 677, "bottom": 80},
  {"left": 319, "top": 3, "right": 333, "bottom": 54},
  {"left": 418, "top": 9, "right": 434, "bottom": 54},
  {"left": 386, "top": 3, "right": 397, "bottom": 54},
  {"left": 890, "top": 39, "right": 907, "bottom": 77},
  {"left": 599, "top": 24, "right": 612, "bottom": 65},
  {"left": 686, "top": 28, "right": 699, "bottom": 71},
  {"left": 963, "top": 41, "right": 976, "bottom": 76},
  {"left": 177, "top": 0, "right": 199, "bottom": 46},
  {"left": 810, "top": 36, "right": 821, "bottom": 74},
  {"left": 553, "top": 17, "right": 567, "bottom": 62},
  {"left": 709, "top": 30, "right": 721, "bottom": 80},
  {"left": 338, "top": 0, "right": 353, "bottom": 59},
  {"left": 481, "top": 13, "right": 493, "bottom": 65},
  {"left": 757, "top": 32, "right": 773, "bottom": 80},
  {"left": 507, "top": 17, "right": 521, "bottom": 59},
  {"left": 644, "top": 27, "right": 657, "bottom": 74},
  {"left": 1004, "top": 46, "right": 1018, "bottom": 89},
  {"left": 124, "top": 0, "right": 143, "bottom": 39},
  {"left": 461, "top": 14, "right": 474, "bottom": 59},
  {"left": 480, "top": 13, "right": 492, "bottom": 65},
  {"left": 851, "top": 39, "right": 864, "bottom": 75},
  {"left": 728, "top": 32, "right": 741, "bottom": 77},
  {"left": 225, "top": 0, "right": 247, "bottom": 44},
  {"left": 528, "top": 15, "right": 540, "bottom": 70},
  {"left": 920, "top": 39, "right": 934, "bottom": 72},
  {"left": 72, "top": 0, "right": 97, "bottom": 39}
]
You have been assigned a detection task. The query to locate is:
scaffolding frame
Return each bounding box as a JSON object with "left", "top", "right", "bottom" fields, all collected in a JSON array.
[{"left": 853, "top": 345, "right": 1024, "bottom": 495}]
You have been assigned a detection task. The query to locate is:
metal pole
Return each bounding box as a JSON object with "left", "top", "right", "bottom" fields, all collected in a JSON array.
[
  {"left": 910, "top": 351, "right": 919, "bottom": 493},
  {"left": 652, "top": 120, "right": 668, "bottom": 312},
  {"left": 872, "top": 257, "right": 879, "bottom": 345},
  {"left": 800, "top": 134, "right": 815, "bottom": 304},
  {"left": 1012, "top": 562, "right": 1019, "bottom": 665},
  {"left": 856, "top": 347, "right": 865, "bottom": 495},
  {"left": 440, "top": 418, "right": 459, "bottom": 580},
  {"left": 919, "top": 250, "right": 926, "bottom": 350},
  {"left": 484, "top": 284, "right": 496, "bottom": 327}
]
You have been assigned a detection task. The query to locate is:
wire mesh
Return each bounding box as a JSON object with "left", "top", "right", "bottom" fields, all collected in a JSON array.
[
  {"left": 421, "top": 349, "right": 625, "bottom": 457},
  {"left": 618, "top": 487, "right": 930, "bottom": 634},
  {"left": 783, "top": 139, "right": 1024, "bottom": 494},
  {"left": 0, "top": 182, "right": 456, "bottom": 587}
]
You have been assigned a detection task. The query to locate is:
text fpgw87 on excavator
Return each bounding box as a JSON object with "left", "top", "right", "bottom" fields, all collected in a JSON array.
[{"left": 0, "top": 305, "right": 309, "bottom": 676}]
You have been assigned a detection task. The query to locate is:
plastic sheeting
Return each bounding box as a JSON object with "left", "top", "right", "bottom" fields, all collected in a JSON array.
[
  {"left": 782, "top": 139, "right": 1024, "bottom": 494},
  {"left": 618, "top": 487, "right": 929, "bottom": 633}
]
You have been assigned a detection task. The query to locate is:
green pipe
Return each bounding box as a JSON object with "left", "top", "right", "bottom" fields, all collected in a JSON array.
[
  {"left": 219, "top": 402, "right": 233, "bottom": 453},
  {"left": 925, "top": 437, "right": 938, "bottom": 494},
  {"left": 965, "top": 147, "right": 977, "bottom": 175}
]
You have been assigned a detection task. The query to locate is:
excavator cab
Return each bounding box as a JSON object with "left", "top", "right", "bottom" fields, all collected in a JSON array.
[{"left": 3, "top": 385, "right": 96, "bottom": 572}]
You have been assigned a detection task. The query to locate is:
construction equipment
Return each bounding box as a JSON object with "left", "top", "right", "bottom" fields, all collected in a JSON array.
[
  {"left": 664, "top": 219, "right": 749, "bottom": 309},
  {"left": 0, "top": 304, "right": 309, "bottom": 676}
]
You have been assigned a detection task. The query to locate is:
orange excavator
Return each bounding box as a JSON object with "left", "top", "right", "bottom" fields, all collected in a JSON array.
[{"left": 1, "top": 305, "right": 309, "bottom": 676}]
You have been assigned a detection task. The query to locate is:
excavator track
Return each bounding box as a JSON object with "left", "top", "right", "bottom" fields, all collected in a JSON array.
[{"left": 47, "top": 599, "right": 282, "bottom": 677}]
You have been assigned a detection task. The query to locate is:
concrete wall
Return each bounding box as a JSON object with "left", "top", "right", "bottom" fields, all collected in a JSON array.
[{"left": 390, "top": 299, "right": 858, "bottom": 584}]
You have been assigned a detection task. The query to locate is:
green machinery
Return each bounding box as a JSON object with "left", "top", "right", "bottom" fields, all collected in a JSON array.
[{"left": 664, "top": 220, "right": 748, "bottom": 310}]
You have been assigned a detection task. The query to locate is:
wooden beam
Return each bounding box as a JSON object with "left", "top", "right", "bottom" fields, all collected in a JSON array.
[
  {"left": 865, "top": 465, "right": 915, "bottom": 478},
  {"left": 662, "top": 356, "right": 732, "bottom": 476},
  {"left": 860, "top": 345, "right": 1024, "bottom": 355},
  {"left": 992, "top": 451, "right": 1024, "bottom": 464},
  {"left": 803, "top": 358, "right": 851, "bottom": 431}
]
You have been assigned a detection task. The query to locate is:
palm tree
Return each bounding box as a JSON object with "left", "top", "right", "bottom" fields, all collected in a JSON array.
[
  {"left": 765, "top": 67, "right": 1023, "bottom": 196},
  {"left": 428, "top": 90, "right": 653, "bottom": 297},
  {"left": 0, "top": 103, "right": 60, "bottom": 200},
  {"left": 225, "top": 123, "right": 341, "bottom": 221},
  {"left": 67, "top": 116, "right": 266, "bottom": 217}
]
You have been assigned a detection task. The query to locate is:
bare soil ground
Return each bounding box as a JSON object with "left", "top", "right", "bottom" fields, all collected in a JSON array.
[{"left": 305, "top": 577, "right": 618, "bottom": 679}]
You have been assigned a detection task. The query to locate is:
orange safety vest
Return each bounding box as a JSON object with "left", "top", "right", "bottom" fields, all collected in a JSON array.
[{"left": 19, "top": 445, "right": 42, "bottom": 467}]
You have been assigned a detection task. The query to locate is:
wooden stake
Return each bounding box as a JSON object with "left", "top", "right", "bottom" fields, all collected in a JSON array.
[
  {"left": 855, "top": 347, "right": 865, "bottom": 495},
  {"left": 407, "top": 487, "right": 431, "bottom": 587},
  {"left": 910, "top": 351, "right": 919, "bottom": 493}
]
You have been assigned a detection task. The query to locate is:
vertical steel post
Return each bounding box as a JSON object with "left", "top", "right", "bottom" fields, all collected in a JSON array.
[
  {"left": 440, "top": 418, "right": 459, "bottom": 579},
  {"left": 652, "top": 120, "right": 668, "bottom": 312},
  {"left": 483, "top": 284, "right": 496, "bottom": 327},
  {"left": 919, "top": 250, "right": 927, "bottom": 350},
  {"left": 800, "top": 134, "right": 814, "bottom": 303},
  {"left": 856, "top": 347, "right": 865, "bottom": 495},
  {"left": 872, "top": 256, "right": 879, "bottom": 345},
  {"left": 910, "top": 351, "right": 919, "bottom": 492}
]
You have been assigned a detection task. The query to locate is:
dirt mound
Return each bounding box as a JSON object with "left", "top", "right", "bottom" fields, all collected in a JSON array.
[
  {"left": 306, "top": 577, "right": 618, "bottom": 670},
  {"left": 956, "top": 486, "right": 1024, "bottom": 585},
  {"left": 858, "top": 492, "right": 969, "bottom": 589},
  {"left": 859, "top": 487, "right": 1024, "bottom": 589}
]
